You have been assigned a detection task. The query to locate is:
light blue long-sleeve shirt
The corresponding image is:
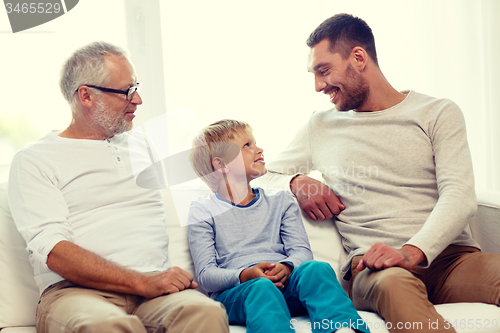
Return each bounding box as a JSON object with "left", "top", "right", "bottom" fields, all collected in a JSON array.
[{"left": 187, "top": 187, "right": 313, "bottom": 298}]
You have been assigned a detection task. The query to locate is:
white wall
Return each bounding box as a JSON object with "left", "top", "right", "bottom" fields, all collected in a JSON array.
[
  {"left": 0, "top": 0, "right": 128, "bottom": 182},
  {"left": 1, "top": 0, "right": 499, "bottom": 190},
  {"left": 132, "top": 0, "right": 499, "bottom": 190}
]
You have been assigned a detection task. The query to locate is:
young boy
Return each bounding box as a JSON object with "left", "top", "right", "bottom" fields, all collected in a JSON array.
[{"left": 188, "top": 119, "right": 369, "bottom": 333}]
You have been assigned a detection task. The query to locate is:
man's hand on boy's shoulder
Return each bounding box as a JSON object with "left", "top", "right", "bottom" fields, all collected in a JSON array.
[
  {"left": 239, "top": 262, "right": 292, "bottom": 290},
  {"left": 290, "top": 175, "right": 345, "bottom": 221}
]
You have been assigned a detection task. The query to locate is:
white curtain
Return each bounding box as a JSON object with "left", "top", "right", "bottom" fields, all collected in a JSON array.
[
  {"left": 126, "top": 0, "right": 500, "bottom": 190},
  {"left": 2, "top": 0, "right": 497, "bottom": 191},
  {"left": 481, "top": 0, "right": 500, "bottom": 190},
  {"left": 0, "top": 0, "right": 128, "bottom": 182}
]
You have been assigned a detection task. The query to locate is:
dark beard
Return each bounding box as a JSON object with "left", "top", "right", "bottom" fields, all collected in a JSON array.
[{"left": 337, "top": 64, "right": 369, "bottom": 111}]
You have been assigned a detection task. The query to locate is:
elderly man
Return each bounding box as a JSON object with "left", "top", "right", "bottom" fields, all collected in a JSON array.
[
  {"left": 260, "top": 14, "right": 500, "bottom": 333},
  {"left": 8, "top": 42, "right": 228, "bottom": 333}
]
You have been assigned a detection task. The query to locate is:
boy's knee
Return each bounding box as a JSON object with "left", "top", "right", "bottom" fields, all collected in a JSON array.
[
  {"left": 296, "top": 260, "right": 336, "bottom": 277},
  {"left": 244, "top": 278, "right": 281, "bottom": 297},
  {"left": 248, "top": 277, "right": 277, "bottom": 289}
]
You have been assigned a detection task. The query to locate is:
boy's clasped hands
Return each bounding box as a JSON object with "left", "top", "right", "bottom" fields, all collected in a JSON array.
[{"left": 239, "top": 262, "right": 292, "bottom": 290}]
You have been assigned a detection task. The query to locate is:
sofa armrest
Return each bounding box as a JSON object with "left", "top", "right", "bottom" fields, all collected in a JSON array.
[
  {"left": 0, "top": 183, "right": 39, "bottom": 329},
  {"left": 469, "top": 188, "right": 500, "bottom": 253}
]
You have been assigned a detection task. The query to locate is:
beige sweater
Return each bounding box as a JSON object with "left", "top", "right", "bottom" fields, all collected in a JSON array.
[{"left": 259, "top": 90, "right": 479, "bottom": 278}]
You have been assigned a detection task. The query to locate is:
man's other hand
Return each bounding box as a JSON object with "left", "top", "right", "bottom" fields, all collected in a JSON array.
[
  {"left": 290, "top": 175, "right": 345, "bottom": 221},
  {"left": 356, "top": 243, "right": 425, "bottom": 272}
]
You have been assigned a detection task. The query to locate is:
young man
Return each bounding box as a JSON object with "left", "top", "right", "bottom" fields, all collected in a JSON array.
[
  {"left": 187, "top": 119, "right": 370, "bottom": 333},
  {"left": 258, "top": 13, "right": 500, "bottom": 333},
  {"left": 8, "top": 42, "right": 228, "bottom": 333}
]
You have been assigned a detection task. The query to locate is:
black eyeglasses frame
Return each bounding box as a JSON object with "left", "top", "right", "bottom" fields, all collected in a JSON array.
[{"left": 76, "top": 83, "right": 140, "bottom": 101}]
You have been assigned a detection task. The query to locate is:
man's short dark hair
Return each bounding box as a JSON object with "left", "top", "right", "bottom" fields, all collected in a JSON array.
[{"left": 306, "top": 13, "right": 378, "bottom": 66}]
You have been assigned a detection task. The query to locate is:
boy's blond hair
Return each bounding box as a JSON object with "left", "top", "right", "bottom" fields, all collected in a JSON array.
[{"left": 190, "top": 119, "right": 251, "bottom": 192}]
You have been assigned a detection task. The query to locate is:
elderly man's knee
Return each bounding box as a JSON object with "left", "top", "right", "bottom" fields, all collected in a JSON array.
[
  {"left": 73, "top": 315, "right": 145, "bottom": 333},
  {"left": 190, "top": 301, "right": 227, "bottom": 318},
  {"left": 168, "top": 301, "right": 228, "bottom": 331}
]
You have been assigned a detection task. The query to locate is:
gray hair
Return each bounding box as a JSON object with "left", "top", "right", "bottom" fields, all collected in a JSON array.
[{"left": 59, "top": 41, "right": 129, "bottom": 108}]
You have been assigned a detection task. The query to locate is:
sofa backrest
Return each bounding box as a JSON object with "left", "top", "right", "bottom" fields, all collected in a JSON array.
[{"left": 469, "top": 188, "right": 500, "bottom": 253}]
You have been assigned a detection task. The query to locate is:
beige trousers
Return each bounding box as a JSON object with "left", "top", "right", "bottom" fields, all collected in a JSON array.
[
  {"left": 37, "top": 280, "right": 229, "bottom": 333},
  {"left": 349, "top": 245, "right": 500, "bottom": 333}
]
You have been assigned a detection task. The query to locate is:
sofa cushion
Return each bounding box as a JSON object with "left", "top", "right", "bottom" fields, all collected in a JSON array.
[
  {"left": 0, "top": 328, "right": 37, "bottom": 333},
  {"left": 164, "top": 180, "right": 212, "bottom": 276},
  {"left": 0, "top": 183, "right": 39, "bottom": 328}
]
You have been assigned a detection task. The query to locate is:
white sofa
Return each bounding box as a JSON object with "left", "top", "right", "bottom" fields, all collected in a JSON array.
[{"left": 1, "top": 181, "right": 499, "bottom": 333}]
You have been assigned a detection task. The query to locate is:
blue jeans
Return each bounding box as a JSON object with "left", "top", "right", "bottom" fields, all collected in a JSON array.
[{"left": 215, "top": 260, "right": 369, "bottom": 333}]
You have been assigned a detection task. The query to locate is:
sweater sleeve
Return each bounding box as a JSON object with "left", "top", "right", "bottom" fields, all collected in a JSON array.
[
  {"left": 187, "top": 202, "right": 243, "bottom": 293},
  {"left": 405, "top": 100, "right": 477, "bottom": 266},
  {"left": 279, "top": 193, "right": 314, "bottom": 269},
  {"left": 8, "top": 150, "right": 73, "bottom": 267},
  {"left": 253, "top": 115, "right": 314, "bottom": 191}
]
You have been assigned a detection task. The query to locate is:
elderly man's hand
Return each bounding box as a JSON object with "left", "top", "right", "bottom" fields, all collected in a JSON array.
[
  {"left": 139, "top": 267, "right": 198, "bottom": 298},
  {"left": 356, "top": 243, "right": 425, "bottom": 272},
  {"left": 290, "top": 175, "right": 345, "bottom": 221}
]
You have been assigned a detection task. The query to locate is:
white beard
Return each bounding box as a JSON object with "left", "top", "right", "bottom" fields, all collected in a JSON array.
[{"left": 90, "top": 98, "right": 133, "bottom": 137}]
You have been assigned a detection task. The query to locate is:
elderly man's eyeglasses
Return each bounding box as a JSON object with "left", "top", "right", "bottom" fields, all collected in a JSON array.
[{"left": 77, "top": 83, "right": 140, "bottom": 101}]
